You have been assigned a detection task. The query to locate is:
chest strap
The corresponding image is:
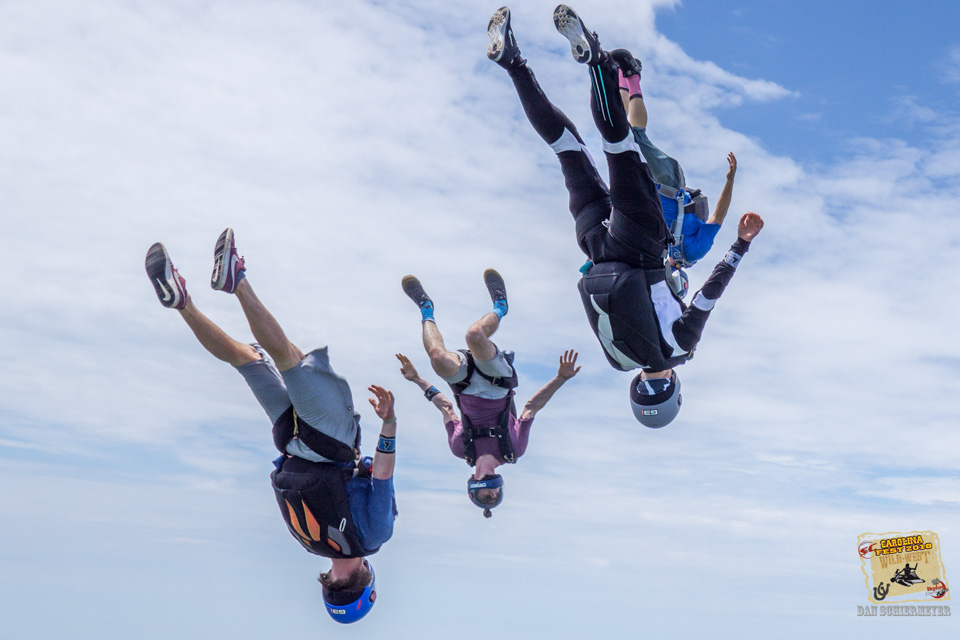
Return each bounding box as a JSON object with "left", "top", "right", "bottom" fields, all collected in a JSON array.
[{"left": 272, "top": 405, "right": 359, "bottom": 463}]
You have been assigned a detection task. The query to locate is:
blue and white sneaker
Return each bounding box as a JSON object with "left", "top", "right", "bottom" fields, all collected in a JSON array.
[
  {"left": 211, "top": 228, "right": 246, "bottom": 293},
  {"left": 145, "top": 242, "right": 188, "bottom": 310},
  {"left": 553, "top": 5, "right": 602, "bottom": 65},
  {"left": 487, "top": 6, "right": 523, "bottom": 69}
]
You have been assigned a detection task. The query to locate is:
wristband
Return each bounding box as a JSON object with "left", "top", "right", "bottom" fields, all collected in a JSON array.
[
  {"left": 723, "top": 249, "right": 743, "bottom": 268},
  {"left": 381, "top": 416, "right": 397, "bottom": 424},
  {"left": 424, "top": 386, "right": 440, "bottom": 401},
  {"left": 377, "top": 435, "right": 396, "bottom": 454}
]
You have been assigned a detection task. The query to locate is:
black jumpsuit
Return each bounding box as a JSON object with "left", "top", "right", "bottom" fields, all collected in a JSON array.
[{"left": 504, "top": 54, "right": 751, "bottom": 371}]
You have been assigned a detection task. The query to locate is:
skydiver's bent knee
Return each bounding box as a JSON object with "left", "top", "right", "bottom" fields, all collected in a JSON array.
[
  {"left": 428, "top": 348, "right": 461, "bottom": 378},
  {"left": 439, "top": 349, "right": 513, "bottom": 400},
  {"left": 464, "top": 322, "right": 493, "bottom": 346}
]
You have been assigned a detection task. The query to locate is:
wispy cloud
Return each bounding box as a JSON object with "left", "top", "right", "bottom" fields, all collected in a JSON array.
[{"left": 942, "top": 44, "right": 960, "bottom": 83}]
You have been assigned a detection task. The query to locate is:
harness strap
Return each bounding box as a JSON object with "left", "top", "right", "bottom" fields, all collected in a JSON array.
[
  {"left": 452, "top": 349, "right": 518, "bottom": 392},
  {"left": 272, "top": 405, "right": 358, "bottom": 463},
  {"left": 447, "top": 350, "right": 519, "bottom": 466},
  {"left": 452, "top": 391, "right": 517, "bottom": 467},
  {"left": 672, "top": 187, "right": 686, "bottom": 244},
  {"left": 294, "top": 409, "right": 359, "bottom": 462}
]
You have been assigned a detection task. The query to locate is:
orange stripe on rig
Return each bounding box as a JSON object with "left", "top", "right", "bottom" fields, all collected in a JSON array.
[
  {"left": 301, "top": 501, "right": 322, "bottom": 541},
  {"left": 285, "top": 500, "right": 310, "bottom": 540}
]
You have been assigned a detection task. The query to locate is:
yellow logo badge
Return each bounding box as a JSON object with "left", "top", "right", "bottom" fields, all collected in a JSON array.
[{"left": 858, "top": 530, "right": 949, "bottom": 604}]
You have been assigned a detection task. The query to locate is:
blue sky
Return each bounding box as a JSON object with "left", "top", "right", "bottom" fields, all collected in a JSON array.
[
  {"left": 2, "top": 0, "right": 959, "bottom": 638},
  {"left": 658, "top": 0, "right": 960, "bottom": 161}
]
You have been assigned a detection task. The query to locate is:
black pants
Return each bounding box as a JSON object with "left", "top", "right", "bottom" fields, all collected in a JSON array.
[{"left": 507, "top": 57, "right": 668, "bottom": 270}]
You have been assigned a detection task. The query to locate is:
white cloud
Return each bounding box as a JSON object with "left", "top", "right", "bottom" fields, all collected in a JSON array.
[{"left": 943, "top": 45, "right": 960, "bottom": 83}]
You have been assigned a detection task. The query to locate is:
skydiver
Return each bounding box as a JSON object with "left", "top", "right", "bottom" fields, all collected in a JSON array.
[
  {"left": 487, "top": 5, "right": 764, "bottom": 428},
  {"left": 400, "top": 272, "right": 580, "bottom": 517},
  {"left": 615, "top": 50, "right": 740, "bottom": 271},
  {"left": 145, "top": 229, "right": 397, "bottom": 624}
]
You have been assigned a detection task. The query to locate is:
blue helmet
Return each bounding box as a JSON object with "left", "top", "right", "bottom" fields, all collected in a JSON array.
[
  {"left": 322, "top": 559, "right": 377, "bottom": 624},
  {"left": 630, "top": 370, "right": 682, "bottom": 428},
  {"left": 467, "top": 474, "right": 504, "bottom": 518}
]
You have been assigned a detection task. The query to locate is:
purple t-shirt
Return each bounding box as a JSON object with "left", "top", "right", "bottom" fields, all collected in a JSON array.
[{"left": 445, "top": 394, "right": 534, "bottom": 464}]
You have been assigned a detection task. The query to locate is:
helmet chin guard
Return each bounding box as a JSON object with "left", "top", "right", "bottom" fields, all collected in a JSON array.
[
  {"left": 467, "top": 474, "right": 504, "bottom": 518},
  {"left": 322, "top": 559, "right": 377, "bottom": 624},
  {"left": 630, "top": 371, "right": 682, "bottom": 428}
]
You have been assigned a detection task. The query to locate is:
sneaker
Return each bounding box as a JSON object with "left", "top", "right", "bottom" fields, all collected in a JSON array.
[
  {"left": 145, "top": 242, "right": 188, "bottom": 310},
  {"left": 401, "top": 275, "right": 435, "bottom": 320},
  {"left": 553, "top": 5, "right": 602, "bottom": 65},
  {"left": 483, "top": 268, "right": 508, "bottom": 316},
  {"left": 211, "top": 227, "right": 246, "bottom": 293},
  {"left": 487, "top": 6, "right": 523, "bottom": 69},
  {"left": 609, "top": 49, "right": 641, "bottom": 78}
]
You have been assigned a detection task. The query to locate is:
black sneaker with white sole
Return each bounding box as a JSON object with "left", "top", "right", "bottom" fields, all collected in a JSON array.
[
  {"left": 553, "top": 4, "right": 602, "bottom": 65},
  {"left": 145, "top": 242, "right": 188, "bottom": 310},
  {"left": 487, "top": 6, "right": 523, "bottom": 69}
]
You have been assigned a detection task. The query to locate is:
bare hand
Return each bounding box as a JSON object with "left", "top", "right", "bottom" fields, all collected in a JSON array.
[
  {"left": 557, "top": 350, "right": 582, "bottom": 380},
  {"left": 726, "top": 152, "right": 737, "bottom": 181},
  {"left": 395, "top": 353, "right": 420, "bottom": 382},
  {"left": 737, "top": 211, "right": 764, "bottom": 242},
  {"left": 368, "top": 385, "right": 396, "bottom": 421}
]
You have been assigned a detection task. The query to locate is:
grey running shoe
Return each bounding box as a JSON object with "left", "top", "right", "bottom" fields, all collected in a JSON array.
[
  {"left": 483, "top": 268, "right": 508, "bottom": 316},
  {"left": 211, "top": 228, "right": 246, "bottom": 293},
  {"left": 145, "top": 242, "right": 188, "bottom": 310},
  {"left": 487, "top": 6, "right": 523, "bottom": 68},
  {"left": 610, "top": 48, "right": 641, "bottom": 78},
  {"left": 401, "top": 275, "right": 435, "bottom": 316},
  {"left": 553, "top": 5, "right": 602, "bottom": 65}
]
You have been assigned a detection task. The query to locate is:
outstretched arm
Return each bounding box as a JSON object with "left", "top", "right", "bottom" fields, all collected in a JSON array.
[
  {"left": 396, "top": 353, "right": 458, "bottom": 424},
  {"left": 673, "top": 212, "right": 764, "bottom": 352},
  {"left": 706, "top": 152, "right": 737, "bottom": 226},
  {"left": 520, "top": 350, "right": 582, "bottom": 420},
  {"left": 368, "top": 385, "right": 397, "bottom": 480}
]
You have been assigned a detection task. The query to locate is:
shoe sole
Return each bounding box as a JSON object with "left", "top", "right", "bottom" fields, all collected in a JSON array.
[
  {"left": 554, "top": 5, "right": 595, "bottom": 64},
  {"left": 487, "top": 7, "right": 510, "bottom": 61},
  {"left": 211, "top": 228, "right": 235, "bottom": 291},
  {"left": 145, "top": 242, "right": 186, "bottom": 309},
  {"left": 483, "top": 268, "right": 508, "bottom": 304},
  {"left": 401, "top": 275, "right": 433, "bottom": 307}
]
